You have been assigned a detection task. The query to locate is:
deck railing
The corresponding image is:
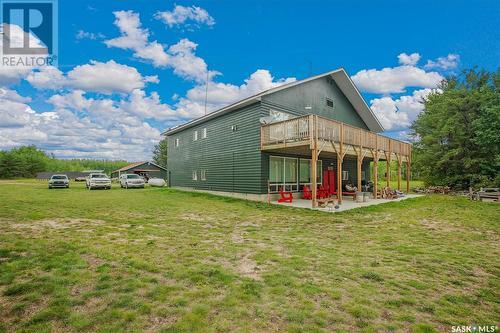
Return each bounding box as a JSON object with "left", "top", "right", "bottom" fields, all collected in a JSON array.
[{"left": 261, "top": 114, "right": 411, "bottom": 157}]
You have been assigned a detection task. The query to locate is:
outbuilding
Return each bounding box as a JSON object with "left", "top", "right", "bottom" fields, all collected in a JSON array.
[{"left": 111, "top": 162, "right": 168, "bottom": 180}]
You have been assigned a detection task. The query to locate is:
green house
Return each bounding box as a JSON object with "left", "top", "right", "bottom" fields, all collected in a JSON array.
[{"left": 165, "top": 69, "right": 411, "bottom": 205}]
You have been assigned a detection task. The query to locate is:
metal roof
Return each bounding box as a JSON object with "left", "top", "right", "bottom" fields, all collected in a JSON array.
[
  {"left": 164, "top": 68, "right": 384, "bottom": 135},
  {"left": 111, "top": 161, "right": 167, "bottom": 173}
]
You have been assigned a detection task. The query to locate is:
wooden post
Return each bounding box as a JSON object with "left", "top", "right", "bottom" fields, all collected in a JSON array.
[
  {"left": 397, "top": 155, "right": 402, "bottom": 191},
  {"left": 373, "top": 153, "right": 378, "bottom": 198},
  {"left": 386, "top": 140, "right": 391, "bottom": 188},
  {"left": 386, "top": 157, "right": 391, "bottom": 187},
  {"left": 311, "top": 116, "right": 318, "bottom": 208},
  {"left": 337, "top": 123, "right": 344, "bottom": 204},
  {"left": 406, "top": 145, "right": 412, "bottom": 193},
  {"left": 357, "top": 153, "right": 362, "bottom": 192},
  {"left": 312, "top": 148, "right": 317, "bottom": 208},
  {"left": 406, "top": 160, "right": 411, "bottom": 193},
  {"left": 357, "top": 129, "right": 363, "bottom": 191}
]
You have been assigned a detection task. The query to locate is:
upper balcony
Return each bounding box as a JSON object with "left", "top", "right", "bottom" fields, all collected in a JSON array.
[{"left": 260, "top": 114, "right": 411, "bottom": 161}]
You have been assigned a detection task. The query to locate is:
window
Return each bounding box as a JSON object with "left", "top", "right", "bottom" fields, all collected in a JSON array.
[
  {"left": 202, "top": 128, "right": 207, "bottom": 139},
  {"left": 201, "top": 170, "right": 206, "bottom": 181},
  {"left": 175, "top": 138, "right": 179, "bottom": 147},
  {"left": 231, "top": 125, "right": 238, "bottom": 132},
  {"left": 269, "top": 109, "right": 293, "bottom": 122},
  {"left": 299, "top": 159, "right": 322, "bottom": 184},
  {"left": 269, "top": 156, "right": 299, "bottom": 192},
  {"left": 193, "top": 130, "right": 198, "bottom": 141},
  {"left": 326, "top": 98, "right": 334, "bottom": 108},
  {"left": 361, "top": 171, "right": 366, "bottom": 181},
  {"left": 342, "top": 170, "right": 349, "bottom": 181},
  {"left": 192, "top": 170, "right": 198, "bottom": 181}
]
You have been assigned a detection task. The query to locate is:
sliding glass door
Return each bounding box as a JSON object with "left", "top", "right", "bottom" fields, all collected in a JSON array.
[
  {"left": 269, "top": 156, "right": 322, "bottom": 193},
  {"left": 269, "top": 156, "right": 298, "bottom": 192}
]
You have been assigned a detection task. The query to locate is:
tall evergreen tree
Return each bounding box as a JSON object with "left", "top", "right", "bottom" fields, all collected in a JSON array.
[{"left": 152, "top": 139, "right": 168, "bottom": 168}]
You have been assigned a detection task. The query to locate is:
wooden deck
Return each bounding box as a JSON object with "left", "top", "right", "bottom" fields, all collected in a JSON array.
[{"left": 260, "top": 114, "right": 412, "bottom": 206}]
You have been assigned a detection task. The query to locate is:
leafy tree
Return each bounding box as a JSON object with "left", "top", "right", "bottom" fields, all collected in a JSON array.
[
  {"left": 412, "top": 68, "right": 500, "bottom": 189},
  {"left": 152, "top": 139, "right": 168, "bottom": 168}
]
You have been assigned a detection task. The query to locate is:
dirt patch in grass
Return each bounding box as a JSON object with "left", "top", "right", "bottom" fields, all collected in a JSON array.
[
  {"left": 236, "top": 253, "right": 261, "bottom": 280},
  {"left": 145, "top": 314, "right": 179, "bottom": 332},
  {"left": 12, "top": 218, "right": 105, "bottom": 231},
  {"left": 420, "top": 218, "right": 457, "bottom": 232}
]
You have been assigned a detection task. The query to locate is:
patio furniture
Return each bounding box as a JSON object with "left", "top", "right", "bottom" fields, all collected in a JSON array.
[
  {"left": 278, "top": 188, "right": 293, "bottom": 203},
  {"left": 303, "top": 185, "right": 312, "bottom": 200},
  {"left": 317, "top": 198, "right": 335, "bottom": 208},
  {"left": 318, "top": 185, "right": 329, "bottom": 199}
]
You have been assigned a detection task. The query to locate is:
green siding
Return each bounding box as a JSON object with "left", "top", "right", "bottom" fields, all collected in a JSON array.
[
  {"left": 167, "top": 76, "right": 374, "bottom": 195},
  {"left": 167, "top": 102, "right": 264, "bottom": 194},
  {"left": 262, "top": 76, "right": 369, "bottom": 129}
]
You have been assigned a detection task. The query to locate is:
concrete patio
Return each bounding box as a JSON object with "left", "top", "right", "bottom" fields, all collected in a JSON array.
[{"left": 272, "top": 194, "right": 423, "bottom": 212}]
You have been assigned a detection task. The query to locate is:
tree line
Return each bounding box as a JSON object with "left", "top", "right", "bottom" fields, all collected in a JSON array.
[
  {"left": 0, "top": 146, "right": 130, "bottom": 178},
  {"left": 412, "top": 68, "right": 499, "bottom": 189}
]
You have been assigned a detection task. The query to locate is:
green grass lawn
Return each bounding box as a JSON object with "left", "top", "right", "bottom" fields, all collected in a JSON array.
[{"left": 0, "top": 180, "right": 498, "bottom": 332}]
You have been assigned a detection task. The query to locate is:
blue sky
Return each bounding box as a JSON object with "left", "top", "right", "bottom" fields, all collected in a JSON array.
[{"left": 1, "top": 0, "right": 499, "bottom": 160}]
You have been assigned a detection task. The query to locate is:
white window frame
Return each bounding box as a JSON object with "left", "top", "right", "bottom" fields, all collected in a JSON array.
[
  {"left": 342, "top": 170, "right": 349, "bottom": 181},
  {"left": 192, "top": 170, "right": 198, "bottom": 181},
  {"left": 175, "top": 138, "right": 180, "bottom": 147},
  {"left": 201, "top": 170, "right": 206, "bottom": 181},
  {"left": 193, "top": 130, "right": 198, "bottom": 141},
  {"left": 202, "top": 128, "right": 207, "bottom": 139},
  {"left": 269, "top": 156, "right": 299, "bottom": 193}
]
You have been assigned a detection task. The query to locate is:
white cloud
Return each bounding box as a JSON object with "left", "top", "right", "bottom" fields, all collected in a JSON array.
[
  {"left": 398, "top": 52, "right": 421, "bottom": 66},
  {"left": 120, "top": 89, "right": 177, "bottom": 120},
  {"left": 352, "top": 65, "right": 444, "bottom": 94},
  {"left": 105, "top": 11, "right": 170, "bottom": 67},
  {"left": 105, "top": 11, "right": 213, "bottom": 82},
  {"left": 369, "top": 88, "right": 441, "bottom": 131},
  {"left": 175, "top": 69, "right": 296, "bottom": 118},
  {"left": 155, "top": 5, "right": 215, "bottom": 28},
  {"left": 424, "top": 54, "right": 460, "bottom": 70},
  {"left": 27, "top": 60, "right": 158, "bottom": 94},
  {"left": 0, "top": 91, "right": 162, "bottom": 160},
  {"left": 167, "top": 39, "right": 219, "bottom": 82},
  {"left": 76, "top": 30, "right": 105, "bottom": 40},
  {"left": 0, "top": 89, "right": 35, "bottom": 128}
]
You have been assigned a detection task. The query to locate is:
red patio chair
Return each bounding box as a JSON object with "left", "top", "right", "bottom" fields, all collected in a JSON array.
[
  {"left": 303, "top": 185, "right": 312, "bottom": 200},
  {"left": 278, "top": 187, "right": 293, "bottom": 203},
  {"left": 318, "top": 185, "right": 328, "bottom": 199}
]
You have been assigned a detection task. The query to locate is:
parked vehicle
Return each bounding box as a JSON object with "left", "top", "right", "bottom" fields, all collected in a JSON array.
[
  {"left": 120, "top": 174, "right": 145, "bottom": 189},
  {"left": 86, "top": 173, "right": 111, "bottom": 190},
  {"left": 48, "top": 174, "right": 69, "bottom": 189}
]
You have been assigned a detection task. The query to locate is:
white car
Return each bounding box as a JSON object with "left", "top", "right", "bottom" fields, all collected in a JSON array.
[
  {"left": 120, "top": 174, "right": 145, "bottom": 189},
  {"left": 86, "top": 173, "right": 111, "bottom": 190},
  {"left": 48, "top": 174, "right": 69, "bottom": 189}
]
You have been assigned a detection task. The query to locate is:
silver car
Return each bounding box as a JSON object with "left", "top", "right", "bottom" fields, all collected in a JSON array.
[
  {"left": 120, "top": 174, "right": 145, "bottom": 189},
  {"left": 86, "top": 173, "right": 111, "bottom": 190},
  {"left": 48, "top": 174, "right": 69, "bottom": 189}
]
